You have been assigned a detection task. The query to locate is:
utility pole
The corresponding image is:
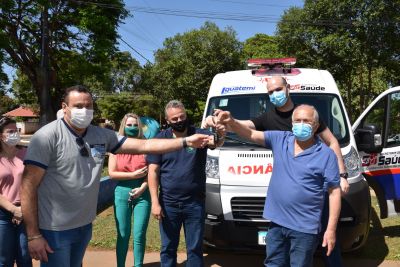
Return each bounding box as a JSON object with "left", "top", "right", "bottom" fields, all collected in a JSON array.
[{"left": 39, "top": 4, "right": 52, "bottom": 126}]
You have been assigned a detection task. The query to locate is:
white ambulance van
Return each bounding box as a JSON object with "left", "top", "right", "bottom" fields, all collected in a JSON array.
[
  {"left": 353, "top": 86, "right": 400, "bottom": 219},
  {"left": 202, "top": 58, "right": 376, "bottom": 252}
]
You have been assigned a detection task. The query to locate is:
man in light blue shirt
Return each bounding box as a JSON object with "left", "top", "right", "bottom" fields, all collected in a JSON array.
[{"left": 217, "top": 104, "right": 341, "bottom": 267}]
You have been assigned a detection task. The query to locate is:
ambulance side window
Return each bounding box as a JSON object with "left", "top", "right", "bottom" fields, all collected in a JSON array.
[
  {"left": 361, "top": 97, "right": 385, "bottom": 138},
  {"left": 387, "top": 93, "right": 400, "bottom": 147}
]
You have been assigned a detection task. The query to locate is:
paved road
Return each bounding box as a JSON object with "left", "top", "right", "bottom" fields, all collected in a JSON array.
[{"left": 28, "top": 250, "right": 400, "bottom": 267}]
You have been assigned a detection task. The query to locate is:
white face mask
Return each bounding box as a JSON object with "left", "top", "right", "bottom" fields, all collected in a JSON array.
[
  {"left": 3, "top": 132, "right": 21, "bottom": 146},
  {"left": 70, "top": 108, "right": 94, "bottom": 129}
]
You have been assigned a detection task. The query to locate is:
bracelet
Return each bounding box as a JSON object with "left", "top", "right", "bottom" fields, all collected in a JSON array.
[
  {"left": 182, "top": 137, "right": 188, "bottom": 148},
  {"left": 27, "top": 234, "right": 43, "bottom": 242}
]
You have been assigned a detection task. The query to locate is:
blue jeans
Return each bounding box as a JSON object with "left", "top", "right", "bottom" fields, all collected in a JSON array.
[
  {"left": 0, "top": 208, "right": 32, "bottom": 267},
  {"left": 265, "top": 223, "right": 319, "bottom": 267},
  {"left": 40, "top": 223, "right": 92, "bottom": 267},
  {"left": 160, "top": 199, "right": 205, "bottom": 267},
  {"left": 321, "top": 193, "right": 343, "bottom": 267}
]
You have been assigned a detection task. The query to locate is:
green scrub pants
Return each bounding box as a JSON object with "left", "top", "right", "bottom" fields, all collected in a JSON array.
[{"left": 114, "top": 179, "right": 151, "bottom": 267}]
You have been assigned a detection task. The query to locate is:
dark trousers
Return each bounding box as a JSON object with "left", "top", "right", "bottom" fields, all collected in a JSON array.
[{"left": 160, "top": 199, "right": 205, "bottom": 267}]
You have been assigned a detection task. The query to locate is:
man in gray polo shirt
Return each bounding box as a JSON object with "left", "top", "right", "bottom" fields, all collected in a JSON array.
[{"left": 20, "top": 85, "right": 209, "bottom": 267}]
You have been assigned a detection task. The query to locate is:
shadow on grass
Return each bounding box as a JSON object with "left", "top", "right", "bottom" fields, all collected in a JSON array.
[
  {"left": 382, "top": 225, "right": 400, "bottom": 238},
  {"left": 345, "top": 206, "right": 389, "bottom": 265},
  {"left": 143, "top": 206, "right": 395, "bottom": 266}
]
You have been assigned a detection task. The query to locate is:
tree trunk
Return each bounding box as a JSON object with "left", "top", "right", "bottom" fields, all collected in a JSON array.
[
  {"left": 366, "top": 63, "right": 373, "bottom": 112},
  {"left": 346, "top": 75, "right": 353, "bottom": 122},
  {"left": 38, "top": 5, "right": 55, "bottom": 126},
  {"left": 359, "top": 67, "right": 364, "bottom": 120}
]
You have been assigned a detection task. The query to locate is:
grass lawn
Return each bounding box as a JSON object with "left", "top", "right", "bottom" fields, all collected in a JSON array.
[
  {"left": 90, "top": 206, "right": 186, "bottom": 252},
  {"left": 90, "top": 196, "right": 400, "bottom": 261},
  {"left": 346, "top": 196, "right": 400, "bottom": 261}
]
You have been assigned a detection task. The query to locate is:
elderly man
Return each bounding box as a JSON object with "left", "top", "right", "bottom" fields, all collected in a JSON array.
[
  {"left": 204, "top": 76, "right": 348, "bottom": 266},
  {"left": 20, "top": 86, "right": 209, "bottom": 267},
  {"left": 216, "top": 104, "right": 341, "bottom": 267}
]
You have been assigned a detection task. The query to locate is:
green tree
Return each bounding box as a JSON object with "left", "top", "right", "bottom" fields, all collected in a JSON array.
[
  {"left": 0, "top": 0, "right": 128, "bottom": 124},
  {"left": 110, "top": 51, "right": 142, "bottom": 93},
  {"left": 242, "top": 34, "right": 285, "bottom": 62},
  {"left": 0, "top": 53, "right": 9, "bottom": 91},
  {"left": 96, "top": 92, "right": 160, "bottom": 129},
  {"left": 145, "top": 22, "right": 243, "bottom": 123},
  {"left": 276, "top": 1, "right": 400, "bottom": 121},
  {"left": 11, "top": 70, "right": 38, "bottom": 107},
  {"left": 0, "top": 93, "right": 15, "bottom": 115}
]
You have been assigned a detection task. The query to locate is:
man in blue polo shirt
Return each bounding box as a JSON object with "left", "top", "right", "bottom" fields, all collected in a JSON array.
[
  {"left": 216, "top": 104, "right": 341, "bottom": 267},
  {"left": 147, "top": 100, "right": 224, "bottom": 267}
]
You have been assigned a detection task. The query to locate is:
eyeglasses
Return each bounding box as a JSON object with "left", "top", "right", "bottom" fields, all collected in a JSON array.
[{"left": 76, "top": 137, "right": 89, "bottom": 157}]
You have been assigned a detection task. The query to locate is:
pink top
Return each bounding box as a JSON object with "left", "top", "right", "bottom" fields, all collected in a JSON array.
[
  {"left": 0, "top": 147, "right": 26, "bottom": 205},
  {"left": 116, "top": 154, "right": 147, "bottom": 172}
]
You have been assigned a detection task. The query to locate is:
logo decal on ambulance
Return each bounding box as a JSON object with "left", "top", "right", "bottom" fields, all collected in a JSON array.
[
  {"left": 362, "top": 153, "right": 377, "bottom": 167},
  {"left": 221, "top": 86, "right": 256, "bottom": 95},
  {"left": 300, "top": 85, "right": 326, "bottom": 91},
  {"left": 227, "top": 164, "right": 273, "bottom": 175},
  {"left": 362, "top": 151, "right": 400, "bottom": 169}
]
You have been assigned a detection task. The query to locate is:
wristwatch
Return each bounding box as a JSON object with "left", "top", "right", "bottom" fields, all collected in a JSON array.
[{"left": 340, "top": 172, "right": 349, "bottom": 179}]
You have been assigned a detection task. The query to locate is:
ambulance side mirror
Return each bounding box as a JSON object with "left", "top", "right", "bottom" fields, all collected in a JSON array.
[{"left": 355, "top": 124, "right": 383, "bottom": 153}]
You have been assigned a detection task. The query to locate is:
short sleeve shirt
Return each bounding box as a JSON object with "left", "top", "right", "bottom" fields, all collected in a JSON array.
[
  {"left": 0, "top": 147, "right": 26, "bottom": 205},
  {"left": 24, "top": 119, "right": 126, "bottom": 231},
  {"left": 251, "top": 106, "right": 327, "bottom": 133},
  {"left": 115, "top": 153, "right": 147, "bottom": 188},
  {"left": 146, "top": 126, "right": 211, "bottom": 203},
  {"left": 263, "top": 131, "right": 339, "bottom": 234}
]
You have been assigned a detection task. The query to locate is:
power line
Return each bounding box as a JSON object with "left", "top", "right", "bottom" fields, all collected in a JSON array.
[
  {"left": 209, "top": 0, "right": 294, "bottom": 8},
  {"left": 140, "top": 0, "right": 174, "bottom": 36},
  {"left": 119, "top": 37, "right": 151, "bottom": 64},
  {"left": 120, "top": 24, "right": 160, "bottom": 48},
  {"left": 66, "top": 0, "right": 354, "bottom": 27}
]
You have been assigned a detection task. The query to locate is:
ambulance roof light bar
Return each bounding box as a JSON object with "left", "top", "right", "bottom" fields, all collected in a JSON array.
[{"left": 247, "top": 57, "right": 297, "bottom": 76}]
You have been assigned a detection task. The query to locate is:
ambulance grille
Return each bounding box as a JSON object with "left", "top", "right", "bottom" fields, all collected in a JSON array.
[
  {"left": 237, "top": 153, "right": 272, "bottom": 158},
  {"left": 231, "top": 197, "right": 265, "bottom": 220}
]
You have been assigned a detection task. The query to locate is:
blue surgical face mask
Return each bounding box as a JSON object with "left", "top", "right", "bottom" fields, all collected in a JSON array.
[
  {"left": 292, "top": 122, "right": 313, "bottom": 141},
  {"left": 269, "top": 90, "right": 288, "bottom": 107}
]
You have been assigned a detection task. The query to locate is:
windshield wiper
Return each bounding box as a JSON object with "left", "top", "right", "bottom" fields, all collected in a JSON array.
[{"left": 224, "top": 135, "right": 261, "bottom": 147}]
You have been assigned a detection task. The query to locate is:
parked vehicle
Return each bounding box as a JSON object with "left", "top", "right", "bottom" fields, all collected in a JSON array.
[
  {"left": 353, "top": 86, "right": 400, "bottom": 219},
  {"left": 202, "top": 58, "right": 372, "bottom": 251}
]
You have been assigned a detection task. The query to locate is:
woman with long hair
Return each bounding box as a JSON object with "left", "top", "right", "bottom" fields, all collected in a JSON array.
[
  {"left": 0, "top": 117, "right": 32, "bottom": 267},
  {"left": 108, "top": 113, "right": 151, "bottom": 267}
]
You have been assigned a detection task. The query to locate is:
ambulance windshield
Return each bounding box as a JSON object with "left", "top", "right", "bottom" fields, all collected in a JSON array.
[{"left": 206, "top": 93, "right": 350, "bottom": 147}]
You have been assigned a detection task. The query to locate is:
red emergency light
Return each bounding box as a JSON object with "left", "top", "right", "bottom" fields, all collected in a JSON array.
[
  {"left": 247, "top": 57, "right": 299, "bottom": 76},
  {"left": 247, "top": 57, "right": 296, "bottom": 68}
]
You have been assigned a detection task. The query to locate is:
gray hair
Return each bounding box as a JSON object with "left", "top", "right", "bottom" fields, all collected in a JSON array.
[
  {"left": 292, "top": 104, "right": 319, "bottom": 124},
  {"left": 164, "top": 100, "right": 186, "bottom": 117}
]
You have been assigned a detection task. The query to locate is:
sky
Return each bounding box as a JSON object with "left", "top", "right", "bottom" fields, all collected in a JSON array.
[
  {"left": 2, "top": 0, "right": 304, "bottom": 87},
  {"left": 119, "top": 0, "right": 304, "bottom": 65}
]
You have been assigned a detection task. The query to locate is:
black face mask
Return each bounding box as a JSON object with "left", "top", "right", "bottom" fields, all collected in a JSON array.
[{"left": 169, "top": 119, "right": 188, "bottom": 132}]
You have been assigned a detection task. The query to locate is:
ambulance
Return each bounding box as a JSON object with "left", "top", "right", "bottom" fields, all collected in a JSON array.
[
  {"left": 202, "top": 58, "right": 380, "bottom": 251},
  {"left": 353, "top": 87, "right": 400, "bottom": 219}
]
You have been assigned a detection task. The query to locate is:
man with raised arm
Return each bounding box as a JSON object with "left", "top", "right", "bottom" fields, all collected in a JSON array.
[
  {"left": 147, "top": 100, "right": 224, "bottom": 267},
  {"left": 20, "top": 86, "right": 209, "bottom": 267},
  {"left": 203, "top": 76, "right": 348, "bottom": 266},
  {"left": 216, "top": 104, "right": 341, "bottom": 267}
]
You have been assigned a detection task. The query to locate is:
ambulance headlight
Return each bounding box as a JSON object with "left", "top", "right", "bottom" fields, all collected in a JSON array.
[
  {"left": 206, "top": 156, "right": 220, "bottom": 179},
  {"left": 343, "top": 146, "right": 361, "bottom": 178}
]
